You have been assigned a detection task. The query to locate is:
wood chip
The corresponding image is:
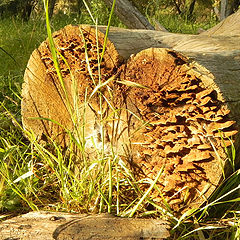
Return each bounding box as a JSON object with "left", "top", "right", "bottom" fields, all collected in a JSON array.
[
  {"left": 216, "top": 107, "right": 231, "bottom": 116},
  {"left": 201, "top": 106, "right": 211, "bottom": 113},
  {"left": 162, "top": 126, "right": 176, "bottom": 133},
  {"left": 187, "top": 135, "right": 201, "bottom": 146},
  {"left": 173, "top": 174, "right": 182, "bottom": 181},
  {"left": 199, "top": 96, "right": 212, "bottom": 106},
  {"left": 220, "top": 139, "right": 234, "bottom": 147},
  {"left": 166, "top": 144, "right": 185, "bottom": 154},
  {"left": 185, "top": 85, "right": 198, "bottom": 91},
  {"left": 143, "top": 149, "right": 153, "bottom": 155},
  {"left": 214, "top": 130, "right": 238, "bottom": 138},
  {"left": 151, "top": 119, "right": 167, "bottom": 125},
  {"left": 195, "top": 113, "right": 205, "bottom": 119},
  {"left": 196, "top": 89, "right": 213, "bottom": 99},
  {"left": 178, "top": 93, "right": 194, "bottom": 102},
  {"left": 204, "top": 111, "right": 223, "bottom": 121},
  {"left": 207, "top": 121, "right": 236, "bottom": 132},
  {"left": 166, "top": 92, "right": 179, "bottom": 99},
  {"left": 175, "top": 162, "right": 196, "bottom": 172},
  {"left": 166, "top": 115, "right": 178, "bottom": 124},
  {"left": 155, "top": 139, "right": 166, "bottom": 147},
  {"left": 163, "top": 178, "right": 177, "bottom": 192},
  {"left": 188, "top": 124, "right": 204, "bottom": 134},
  {"left": 197, "top": 144, "right": 212, "bottom": 150},
  {"left": 182, "top": 149, "right": 212, "bottom": 162},
  {"left": 162, "top": 132, "right": 179, "bottom": 142}
]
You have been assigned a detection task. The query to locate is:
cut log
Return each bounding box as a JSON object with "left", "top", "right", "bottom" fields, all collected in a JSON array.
[
  {"left": 22, "top": 20, "right": 240, "bottom": 213},
  {"left": 0, "top": 211, "right": 170, "bottom": 239},
  {"left": 102, "top": 0, "right": 155, "bottom": 30},
  {"left": 118, "top": 48, "right": 239, "bottom": 211},
  {"left": 201, "top": 8, "right": 240, "bottom": 36},
  {"left": 22, "top": 25, "right": 123, "bottom": 146}
]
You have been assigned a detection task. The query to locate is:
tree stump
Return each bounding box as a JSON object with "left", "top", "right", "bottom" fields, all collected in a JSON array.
[
  {"left": 117, "top": 48, "right": 239, "bottom": 211},
  {"left": 22, "top": 12, "right": 240, "bottom": 212},
  {"left": 22, "top": 25, "right": 122, "bottom": 146},
  {"left": 0, "top": 211, "right": 170, "bottom": 239}
]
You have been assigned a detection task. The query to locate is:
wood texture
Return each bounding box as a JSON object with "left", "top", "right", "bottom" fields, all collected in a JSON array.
[
  {"left": 22, "top": 25, "right": 122, "bottom": 146},
  {"left": 102, "top": 0, "right": 155, "bottom": 30},
  {"left": 21, "top": 12, "right": 240, "bottom": 212},
  {"left": 201, "top": 8, "right": 240, "bottom": 36},
  {"left": 116, "top": 48, "right": 239, "bottom": 211},
  {"left": 0, "top": 211, "right": 170, "bottom": 239}
]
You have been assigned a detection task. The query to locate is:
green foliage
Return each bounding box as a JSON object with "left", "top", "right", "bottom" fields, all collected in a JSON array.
[{"left": 0, "top": 0, "right": 36, "bottom": 20}]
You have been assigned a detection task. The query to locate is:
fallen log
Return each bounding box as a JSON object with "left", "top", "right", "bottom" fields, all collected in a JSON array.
[
  {"left": 22, "top": 17, "right": 240, "bottom": 212},
  {"left": 0, "top": 211, "right": 170, "bottom": 239},
  {"left": 102, "top": 0, "right": 155, "bottom": 30},
  {"left": 117, "top": 47, "right": 239, "bottom": 211},
  {"left": 201, "top": 8, "right": 240, "bottom": 36},
  {"left": 22, "top": 25, "right": 122, "bottom": 146}
]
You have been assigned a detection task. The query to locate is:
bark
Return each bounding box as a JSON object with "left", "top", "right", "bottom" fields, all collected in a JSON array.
[
  {"left": 172, "top": 0, "right": 182, "bottom": 15},
  {"left": 22, "top": 12, "right": 240, "bottom": 212},
  {"left": 220, "top": 0, "right": 229, "bottom": 20},
  {"left": 186, "top": 0, "right": 196, "bottom": 18},
  {"left": 102, "top": 0, "right": 155, "bottom": 30},
  {"left": 0, "top": 211, "right": 170, "bottom": 239},
  {"left": 48, "top": 0, "right": 56, "bottom": 19}
]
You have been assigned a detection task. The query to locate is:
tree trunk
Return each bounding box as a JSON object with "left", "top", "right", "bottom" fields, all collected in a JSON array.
[
  {"left": 21, "top": 11, "right": 240, "bottom": 212},
  {"left": 186, "top": 0, "right": 196, "bottom": 19},
  {"left": 172, "top": 0, "right": 182, "bottom": 15},
  {"left": 102, "top": 0, "right": 155, "bottom": 30},
  {"left": 48, "top": 0, "right": 56, "bottom": 19},
  {"left": 0, "top": 211, "right": 170, "bottom": 239},
  {"left": 220, "top": 0, "right": 229, "bottom": 20},
  {"left": 20, "top": 0, "right": 35, "bottom": 21}
]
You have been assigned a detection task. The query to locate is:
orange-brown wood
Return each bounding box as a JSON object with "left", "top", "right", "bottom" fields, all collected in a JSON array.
[{"left": 22, "top": 21, "right": 240, "bottom": 213}]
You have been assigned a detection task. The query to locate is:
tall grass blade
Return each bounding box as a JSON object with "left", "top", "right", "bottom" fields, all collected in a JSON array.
[
  {"left": 129, "top": 165, "right": 164, "bottom": 217},
  {"left": 100, "top": 0, "right": 116, "bottom": 62}
]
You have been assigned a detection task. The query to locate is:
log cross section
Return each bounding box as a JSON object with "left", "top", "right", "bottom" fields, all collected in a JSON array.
[{"left": 21, "top": 23, "right": 240, "bottom": 213}]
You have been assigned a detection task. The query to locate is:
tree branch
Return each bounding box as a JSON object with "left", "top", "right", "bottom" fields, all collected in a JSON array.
[{"left": 102, "top": 0, "right": 155, "bottom": 30}]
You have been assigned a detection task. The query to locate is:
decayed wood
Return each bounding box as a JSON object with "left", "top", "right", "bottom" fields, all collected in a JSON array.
[
  {"left": 116, "top": 48, "right": 239, "bottom": 211},
  {"left": 22, "top": 12, "right": 240, "bottom": 212},
  {"left": 22, "top": 25, "right": 122, "bottom": 146},
  {"left": 0, "top": 211, "right": 170, "bottom": 239},
  {"left": 102, "top": 0, "right": 155, "bottom": 30}
]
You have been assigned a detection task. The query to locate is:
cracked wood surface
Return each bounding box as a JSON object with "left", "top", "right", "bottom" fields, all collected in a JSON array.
[
  {"left": 102, "top": 0, "right": 155, "bottom": 30},
  {"left": 21, "top": 11, "right": 240, "bottom": 213},
  {"left": 0, "top": 211, "right": 170, "bottom": 240}
]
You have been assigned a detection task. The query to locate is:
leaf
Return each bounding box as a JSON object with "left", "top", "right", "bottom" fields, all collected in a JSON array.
[
  {"left": 173, "top": 208, "right": 198, "bottom": 230},
  {"left": 13, "top": 171, "right": 34, "bottom": 183},
  {"left": 128, "top": 165, "right": 164, "bottom": 217},
  {"left": 116, "top": 80, "right": 149, "bottom": 89},
  {"left": 180, "top": 225, "right": 225, "bottom": 239}
]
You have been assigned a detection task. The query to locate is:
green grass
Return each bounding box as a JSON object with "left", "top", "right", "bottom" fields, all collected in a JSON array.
[
  {"left": 1, "top": 1, "right": 240, "bottom": 239},
  {"left": 152, "top": 12, "right": 218, "bottom": 34}
]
